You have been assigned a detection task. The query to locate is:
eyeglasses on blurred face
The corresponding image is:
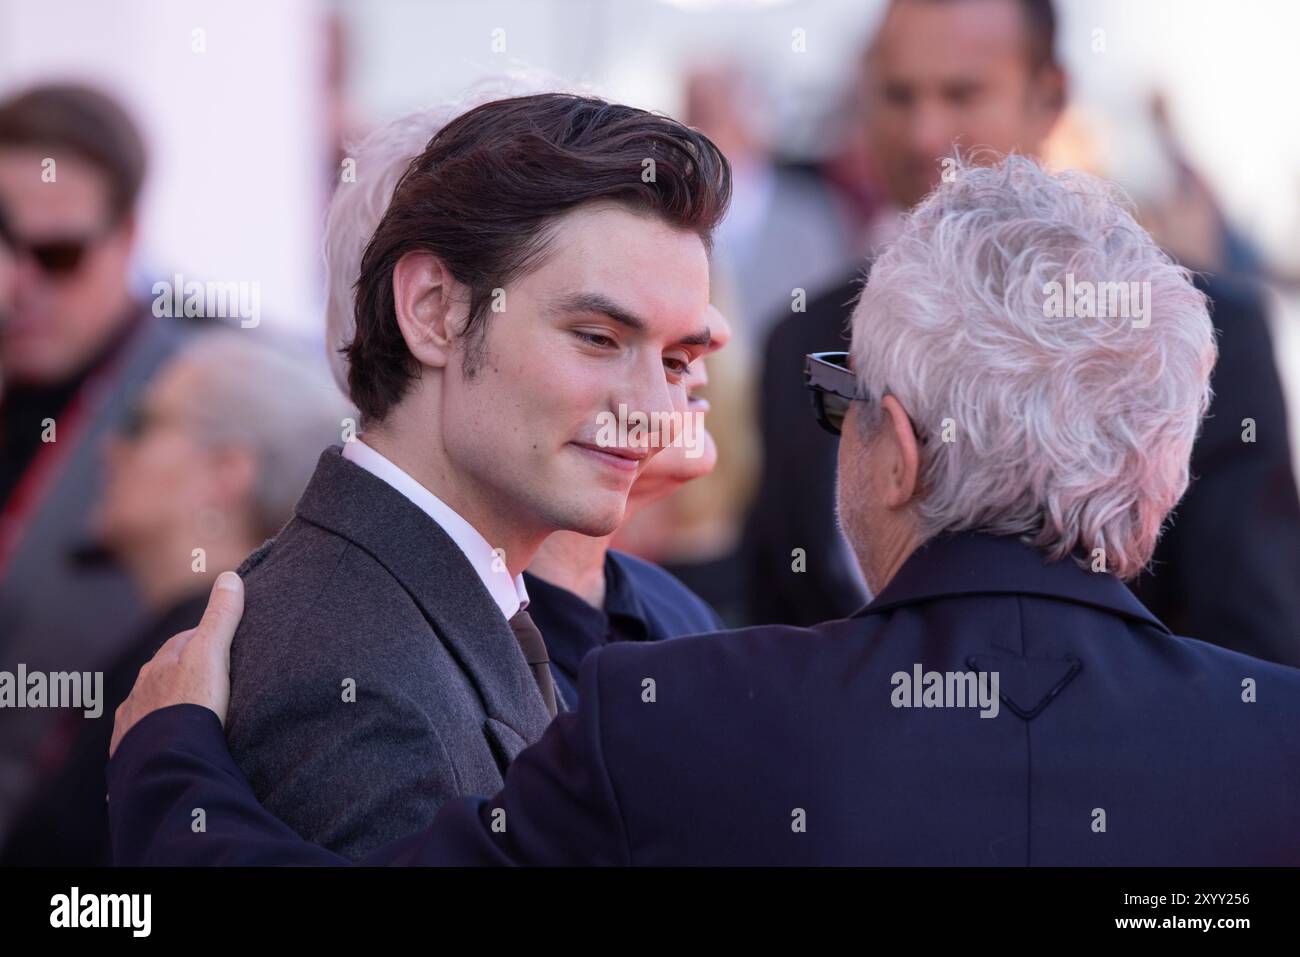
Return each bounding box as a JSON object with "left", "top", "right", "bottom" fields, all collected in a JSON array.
[{"left": 116, "top": 398, "right": 188, "bottom": 443}]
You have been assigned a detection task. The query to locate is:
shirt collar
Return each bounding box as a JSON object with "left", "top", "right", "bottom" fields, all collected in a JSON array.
[
  {"left": 342, "top": 436, "right": 528, "bottom": 621},
  {"left": 602, "top": 552, "right": 651, "bottom": 640},
  {"left": 854, "top": 531, "right": 1170, "bottom": 634}
]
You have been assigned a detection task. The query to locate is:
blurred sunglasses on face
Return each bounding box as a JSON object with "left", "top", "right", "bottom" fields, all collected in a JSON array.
[
  {"left": 3, "top": 218, "right": 116, "bottom": 278},
  {"left": 116, "top": 400, "right": 154, "bottom": 441},
  {"left": 116, "top": 399, "right": 180, "bottom": 442}
]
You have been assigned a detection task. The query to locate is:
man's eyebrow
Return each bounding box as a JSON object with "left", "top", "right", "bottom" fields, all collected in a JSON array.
[
  {"left": 555, "top": 292, "right": 711, "bottom": 347},
  {"left": 556, "top": 292, "right": 645, "bottom": 331}
]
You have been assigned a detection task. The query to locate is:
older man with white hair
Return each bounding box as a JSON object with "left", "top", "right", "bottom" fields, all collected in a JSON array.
[{"left": 108, "top": 156, "right": 1300, "bottom": 866}]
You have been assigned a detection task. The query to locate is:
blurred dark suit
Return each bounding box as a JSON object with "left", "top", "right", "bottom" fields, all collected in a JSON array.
[
  {"left": 0, "top": 591, "right": 206, "bottom": 865},
  {"left": 744, "top": 267, "right": 1300, "bottom": 668},
  {"left": 1127, "top": 273, "right": 1300, "bottom": 666},
  {"left": 0, "top": 308, "right": 186, "bottom": 845},
  {"left": 525, "top": 549, "right": 724, "bottom": 708},
  {"left": 742, "top": 270, "right": 864, "bottom": 627}
]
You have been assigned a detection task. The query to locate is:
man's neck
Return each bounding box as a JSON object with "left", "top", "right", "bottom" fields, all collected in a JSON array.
[
  {"left": 527, "top": 530, "right": 612, "bottom": 608},
  {"left": 861, "top": 520, "right": 925, "bottom": 599},
  {"left": 359, "top": 424, "right": 547, "bottom": 579}
]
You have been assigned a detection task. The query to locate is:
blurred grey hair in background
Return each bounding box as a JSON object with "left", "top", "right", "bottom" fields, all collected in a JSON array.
[
  {"left": 174, "top": 328, "right": 353, "bottom": 539},
  {"left": 850, "top": 154, "right": 1217, "bottom": 579}
]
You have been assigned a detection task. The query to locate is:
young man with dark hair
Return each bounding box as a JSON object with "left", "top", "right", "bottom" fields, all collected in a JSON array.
[{"left": 223, "top": 92, "right": 730, "bottom": 859}]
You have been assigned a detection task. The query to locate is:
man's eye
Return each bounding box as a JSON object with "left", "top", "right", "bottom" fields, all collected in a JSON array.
[
  {"left": 664, "top": 357, "right": 692, "bottom": 377},
  {"left": 944, "top": 84, "right": 980, "bottom": 107},
  {"left": 882, "top": 85, "right": 913, "bottom": 107},
  {"left": 575, "top": 331, "right": 617, "bottom": 349}
]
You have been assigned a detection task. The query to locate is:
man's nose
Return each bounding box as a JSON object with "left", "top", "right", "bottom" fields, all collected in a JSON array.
[
  {"left": 908, "top": 100, "right": 959, "bottom": 164},
  {"left": 688, "top": 358, "right": 710, "bottom": 393},
  {"left": 621, "top": 354, "right": 682, "bottom": 451},
  {"left": 705, "top": 304, "right": 733, "bottom": 352}
]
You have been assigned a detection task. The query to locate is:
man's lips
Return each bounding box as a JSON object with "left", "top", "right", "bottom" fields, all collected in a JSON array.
[{"left": 570, "top": 441, "right": 646, "bottom": 474}]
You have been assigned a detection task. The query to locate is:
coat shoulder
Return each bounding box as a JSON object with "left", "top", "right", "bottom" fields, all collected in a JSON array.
[{"left": 230, "top": 517, "right": 430, "bottom": 681}]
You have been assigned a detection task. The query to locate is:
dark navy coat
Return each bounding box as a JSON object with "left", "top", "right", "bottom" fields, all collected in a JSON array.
[{"left": 108, "top": 532, "right": 1300, "bottom": 865}]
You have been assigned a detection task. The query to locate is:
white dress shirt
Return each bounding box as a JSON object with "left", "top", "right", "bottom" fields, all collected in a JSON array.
[{"left": 341, "top": 436, "right": 529, "bottom": 621}]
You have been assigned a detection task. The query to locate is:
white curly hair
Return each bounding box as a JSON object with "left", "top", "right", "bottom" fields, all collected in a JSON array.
[{"left": 850, "top": 154, "right": 1217, "bottom": 579}]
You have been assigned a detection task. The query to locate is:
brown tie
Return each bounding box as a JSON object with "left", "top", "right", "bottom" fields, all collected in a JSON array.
[{"left": 508, "top": 608, "right": 558, "bottom": 719}]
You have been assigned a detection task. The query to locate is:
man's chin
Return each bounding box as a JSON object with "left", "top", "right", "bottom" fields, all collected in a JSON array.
[
  {"left": 551, "top": 494, "right": 625, "bottom": 538},
  {"left": 574, "top": 510, "right": 624, "bottom": 538}
]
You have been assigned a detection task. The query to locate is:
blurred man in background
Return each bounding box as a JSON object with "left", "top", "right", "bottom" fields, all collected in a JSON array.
[
  {"left": 1, "top": 330, "right": 348, "bottom": 865},
  {"left": 683, "top": 62, "right": 852, "bottom": 350},
  {"left": 0, "top": 84, "right": 190, "bottom": 847},
  {"left": 747, "top": 0, "right": 1065, "bottom": 628},
  {"left": 745, "top": 0, "right": 1300, "bottom": 670}
]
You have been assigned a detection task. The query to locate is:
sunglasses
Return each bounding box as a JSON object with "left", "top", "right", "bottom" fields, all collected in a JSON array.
[
  {"left": 1, "top": 219, "right": 114, "bottom": 277},
  {"left": 804, "top": 351, "right": 927, "bottom": 443}
]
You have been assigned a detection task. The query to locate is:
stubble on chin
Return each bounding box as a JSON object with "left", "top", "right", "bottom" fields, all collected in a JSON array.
[{"left": 543, "top": 486, "right": 627, "bottom": 539}]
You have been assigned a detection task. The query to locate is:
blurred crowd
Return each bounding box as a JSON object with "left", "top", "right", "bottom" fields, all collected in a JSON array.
[{"left": 2, "top": 0, "right": 1298, "bottom": 865}]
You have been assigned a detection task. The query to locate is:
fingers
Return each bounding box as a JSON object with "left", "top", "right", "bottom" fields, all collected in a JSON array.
[
  {"left": 153, "top": 626, "right": 198, "bottom": 663},
  {"left": 190, "top": 571, "right": 244, "bottom": 661},
  {"left": 107, "top": 574, "right": 244, "bottom": 761}
]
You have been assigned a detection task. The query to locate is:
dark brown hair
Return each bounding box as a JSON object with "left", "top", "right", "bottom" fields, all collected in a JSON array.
[
  {"left": 0, "top": 83, "right": 147, "bottom": 223},
  {"left": 347, "top": 92, "right": 731, "bottom": 423}
]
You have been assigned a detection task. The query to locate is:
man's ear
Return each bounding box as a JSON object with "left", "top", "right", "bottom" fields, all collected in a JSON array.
[
  {"left": 392, "top": 251, "right": 460, "bottom": 370},
  {"left": 878, "top": 393, "right": 921, "bottom": 509}
]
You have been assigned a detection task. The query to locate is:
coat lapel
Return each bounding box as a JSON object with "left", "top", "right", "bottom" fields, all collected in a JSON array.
[{"left": 293, "top": 445, "right": 553, "bottom": 743}]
